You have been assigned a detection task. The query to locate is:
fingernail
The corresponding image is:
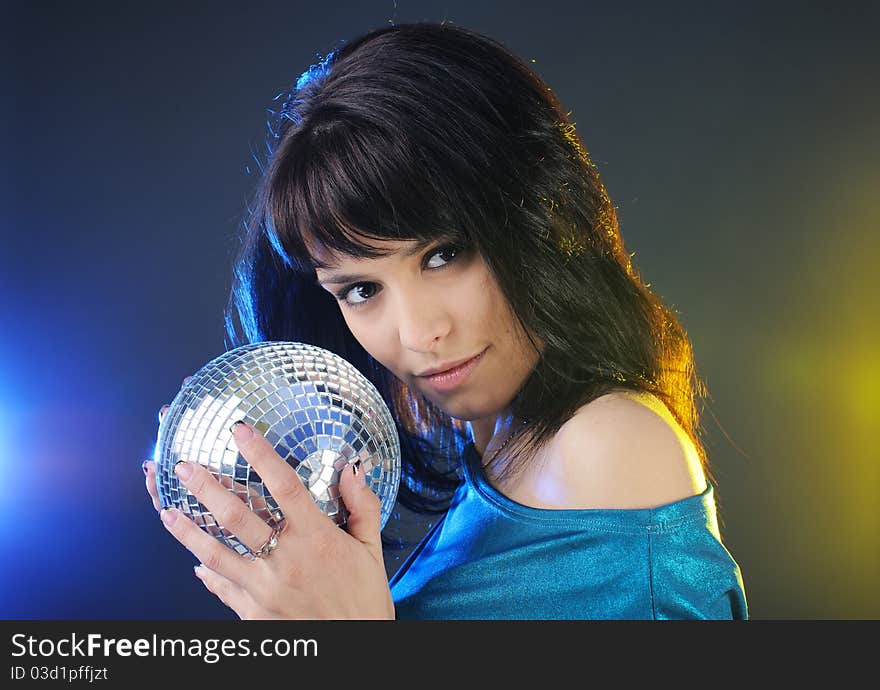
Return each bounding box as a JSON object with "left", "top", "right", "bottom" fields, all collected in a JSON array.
[
  {"left": 230, "top": 421, "right": 253, "bottom": 440},
  {"left": 158, "top": 404, "right": 170, "bottom": 422},
  {"left": 142, "top": 460, "right": 149, "bottom": 475},
  {"left": 174, "top": 460, "right": 193, "bottom": 481},
  {"left": 352, "top": 459, "right": 362, "bottom": 477},
  {"left": 193, "top": 564, "right": 205, "bottom": 578},
  {"left": 160, "top": 507, "right": 178, "bottom": 526}
]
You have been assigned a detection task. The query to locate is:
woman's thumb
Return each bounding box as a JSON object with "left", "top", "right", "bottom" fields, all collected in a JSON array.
[{"left": 339, "top": 460, "right": 384, "bottom": 562}]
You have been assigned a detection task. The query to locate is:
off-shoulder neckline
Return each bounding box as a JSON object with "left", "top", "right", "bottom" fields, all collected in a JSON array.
[{"left": 462, "top": 440, "right": 716, "bottom": 533}]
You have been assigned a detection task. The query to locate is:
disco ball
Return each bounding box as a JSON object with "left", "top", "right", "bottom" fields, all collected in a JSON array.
[{"left": 155, "top": 341, "right": 401, "bottom": 557}]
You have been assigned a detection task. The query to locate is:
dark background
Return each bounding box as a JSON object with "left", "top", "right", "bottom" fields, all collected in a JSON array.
[{"left": 2, "top": 0, "right": 877, "bottom": 619}]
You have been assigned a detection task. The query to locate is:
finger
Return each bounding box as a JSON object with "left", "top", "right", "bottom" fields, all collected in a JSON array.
[
  {"left": 182, "top": 375, "right": 193, "bottom": 387},
  {"left": 158, "top": 404, "right": 170, "bottom": 424},
  {"left": 160, "top": 506, "right": 251, "bottom": 585},
  {"left": 173, "top": 460, "right": 275, "bottom": 554},
  {"left": 339, "top": 460, "right": 384, "bottom": 563},
  {"left": 144, "top": 461, "right": 161, "bottom": 511},
  {"left": 150, "top": 458, "right": 269, "bottom": 527},
  {"left": 149, "top": 459, "right": 269, "bottom": 519},
  {"left": 193, "top": 564, "right": 252, "bottom": 619},
  {"left": 216, "top": 471, "right": 274, "bottom": 510},
  {"left": 151, "top": 460, "right": 277, "bottom": 545},
  {"left": 229, "top": 421, "right": 324, "bottom": 534}
]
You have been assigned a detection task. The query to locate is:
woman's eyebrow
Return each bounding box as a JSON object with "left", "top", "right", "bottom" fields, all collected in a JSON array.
[
  {"left": 314, "top": 236, "right": 445, "bottom": 285},
  {"left": 316, "top": 270, "right": 372, "bottom": 286}
]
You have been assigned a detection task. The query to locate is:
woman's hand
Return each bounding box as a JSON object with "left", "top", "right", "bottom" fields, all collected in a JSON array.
[
  {"left": 143, "top": 386, "right": 394, "bottom": 620},
  {"left": 143, "top": 375, "right": 192, "bottom": 512}
]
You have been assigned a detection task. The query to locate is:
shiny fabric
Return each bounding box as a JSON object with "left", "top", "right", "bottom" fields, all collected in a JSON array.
[{"left": 390, "top": 441, "right": 748, "bottom": 619}]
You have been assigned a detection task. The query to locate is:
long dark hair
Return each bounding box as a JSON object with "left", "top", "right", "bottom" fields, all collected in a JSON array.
[{"left": 224, "top": 21, "right": 715, "bottom": 542}]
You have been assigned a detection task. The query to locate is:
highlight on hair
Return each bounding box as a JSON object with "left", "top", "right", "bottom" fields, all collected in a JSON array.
[{"left": 224, "top": 21, "right": 715, "bottom": 548}]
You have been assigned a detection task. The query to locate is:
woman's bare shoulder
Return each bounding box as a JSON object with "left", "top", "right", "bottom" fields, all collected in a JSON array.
[{"left": 507, "top": 390, "right": 708, "bottom": 511}]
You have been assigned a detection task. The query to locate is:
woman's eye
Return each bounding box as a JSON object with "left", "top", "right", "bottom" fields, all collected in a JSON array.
[
  {"left": 335, "top": 243, "right": 464, "bottom": 308},
  {"left": 425, "top": 244, "right": 460, "bottom": 269},
  {"left": 341, "top": 283, "right": 377, "bottom": 305}
]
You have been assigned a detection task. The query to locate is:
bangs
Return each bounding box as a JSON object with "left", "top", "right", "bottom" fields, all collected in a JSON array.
[{"left": 266, "top": 116, "right": 473, "bottom": 272}]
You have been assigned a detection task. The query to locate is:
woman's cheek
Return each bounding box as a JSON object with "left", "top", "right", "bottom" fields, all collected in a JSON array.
[
  {"left": 340, "top": 311, "right": 369, "bottom": 351},
  {"left": 346, "top": 314, "right": 395, "bottom": 372}
]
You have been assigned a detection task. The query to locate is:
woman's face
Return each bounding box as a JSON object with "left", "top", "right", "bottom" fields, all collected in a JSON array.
[{"left": 312, "top": 235, "right": 541, "bottom": 422}]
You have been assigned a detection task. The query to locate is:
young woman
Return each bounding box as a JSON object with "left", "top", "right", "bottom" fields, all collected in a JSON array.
[{"left": 143, "top": 21, "right": 748, "bottom": 619}]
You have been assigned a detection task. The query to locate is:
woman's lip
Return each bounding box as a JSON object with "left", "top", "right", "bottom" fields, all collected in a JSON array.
[{"left": 418, "top": 348, "right": 487, "bottom": 392}]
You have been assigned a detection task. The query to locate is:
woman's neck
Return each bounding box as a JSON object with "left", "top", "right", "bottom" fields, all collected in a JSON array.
[
  {"left": 468, "top": 417, "right": 495, "bottom": 456},
  {"left": 467, "top": 409, "right": 520, "bottom": 458}
]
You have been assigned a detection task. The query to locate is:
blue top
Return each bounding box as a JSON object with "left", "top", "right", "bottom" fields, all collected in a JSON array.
[{"left": 389, "top": 441, "right": 748, "bottom": 619}]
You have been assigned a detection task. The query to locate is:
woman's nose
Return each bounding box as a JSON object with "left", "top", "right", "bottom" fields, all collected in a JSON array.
[{"left": 395, "top": 292, "right": 451, "bottom": 352}]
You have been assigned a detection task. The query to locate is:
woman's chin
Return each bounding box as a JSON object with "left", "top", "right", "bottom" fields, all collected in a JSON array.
[{"left": 428, "top": 395, "right": 500, "bottom": 424}]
